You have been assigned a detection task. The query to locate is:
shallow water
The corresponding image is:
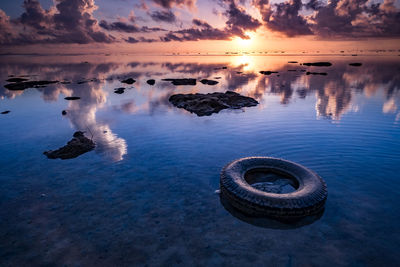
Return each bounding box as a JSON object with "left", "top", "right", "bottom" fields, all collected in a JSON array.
[{"left": 0, "top": 54, "right": 399, "bottom": 266}]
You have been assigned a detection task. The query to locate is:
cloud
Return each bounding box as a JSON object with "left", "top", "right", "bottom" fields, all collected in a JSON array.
[
  {"left": 159, "top": 0, "right": 262, "bottom": 42},
  {"left": 253, "top": 0, "right": 312, "bottom": 37},
  {"left": 9, "top": 0, "right": 114, "bottom": 44},
  {"left": 125, "top": 36, "right": 158, "bottom": 43},
  {"left": 253, "top": 0, "right": 400, "bottom": 38},
  {"left": 99, "top": 20, "right": 141, "bottom": 33},
  {"left": 0, "top": 9, "right": 13, "bottom": 44},
  {"left": 149, "top": 10, "right": 176, "bottom": 23},
  {"left": 223, "top": 0, "right": 262, "bottom": 39},
  {"left": 151, "top": 0, "right": 196, "bottom": 9}
]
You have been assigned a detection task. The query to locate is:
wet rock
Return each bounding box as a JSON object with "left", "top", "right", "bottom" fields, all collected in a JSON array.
[
  {"left": 200, "top": 79, "right": 219, "bottom": 85},
  {"left": 222, "top": 66, "right": 227, "bottom": 69},
  {"left": 147, "top": 79, "right": 155, "bottom": 85},
  {"left": 1, "top": 110, "right": 10, "bottom": 114},
  {"left": 43, "top": 131, "right": 95, "bottom": 160},
  {"left": 169, "top": 91, "right": 258, "bottom": 116},
  {"left": 62, "top": 110, "right": 67, "bottom": 116},
  {"left": 64, "top": 96, "right": 80, "bottom": 100},
  {"left": 162, "top": 78, "right": 197, "bottom": 86},
  {"left": 6, "top": 78, "right": 28, "bottom": 83},
  {"left": 4, "top": 80, "right": 59, "bottom": 91},
  {"left": 302, "top": 62, "right": 332, "bottom": 67},
  {"left": 288, "top": 61, "right": 298, "bottom": 63},
  {"left": 61, "top": 81, "right": 71, "bottom": 84},
  {"left": 114, "top": 87, "right": 125, "bottom": 94},
  {"left": 259, "top": 71, "right": 278, "bottom": 75},
  {"left": 236, "top": 72, "right": 243, "bottom": 74},
  {"left": 349, "top": 63, "right": 362, "bottom": 67},
  {"left": 214, "top": 77, "right": 222, "bottom": 79},
  {"left": 306, "top": 72, "right": 327, "bottom": 75},
  {"left": 352, "top": 54, "right": 357, "bottom": 56},
  {"left": 121, "top": 78, "right": 136, "bottom": 84}
]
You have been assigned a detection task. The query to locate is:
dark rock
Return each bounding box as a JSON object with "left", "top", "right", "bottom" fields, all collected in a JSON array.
[
  {"left": 259, "top": 71, "right": 278, "bottom": 75},
  {"left": 214, "top": 77, "right": 222, "bottom": 79},
  {"left": 43, "top": 131, "right": 95, "bottom": 160},
  {"left": 306, "top": 72, "right": 327, "bottom": 75},
  {"left": 236, "top": 72, "right": 243, "bottom": 74},
  {"left": 64, "top": 96, "right": 80, "bottom": 100},
  {"left": 222, "top": 66, "right": 227, "bottom": 69},
  {"left": 162, "top": 78, "right": 196, "bottom": 86},
  {"left": 6, "top": 78, "right": 28, "bottom": 83},
  {"left": 200, "top": 79, "right": 219, "bottom": 85},
  {"left": 169, "top": 91, "right": 258, "bottom": 116},
  {"left": 61, "top": 81, "right": 71, "bottom": 84},
  {"left": 349, "top": 63, "right": 362, "bottom": 66},
  {"left": 114, "top": 87, "right": 125, "bottom": 94},
  {"left": 121, "top": 78, "right": 136, "bottom": 84},
  {"left": 77, "top": 81, "right": 87, "bottom": 84},
  {"left": 147, "top": 79, "right": 155, "bottom": 85},
  {"left": 351, "top": 54, "right": 357, "bottom": 56},
  {"left": 62, "top": 110, "right": 67, "bottom": 116},
  {"left": 1, "top": 110, "right": 10, "bottom": 114},
  {"left": 4, "top": 80, "right": 59, "bottom": 91},
  {"left": 288, "top": 61, "right": 298, "bottom": 63},
  {"left": 302, "top": 62, "right": 332, "bottom": 67}
]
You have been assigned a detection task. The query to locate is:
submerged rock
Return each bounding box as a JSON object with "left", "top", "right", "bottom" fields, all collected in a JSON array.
[
  {"left": 114, "top": 87, "right": 125, "bottom": 94},
  {"left": 121, "top": 78, "right": 136, "bottom": 84},
  {"left": 4, "top": 80, "right": 59, "bottom": 91},
  {"left": 302, "top": 62, "right": 332, "bottom": 67},
  {"left": 200, "top": 79, "right": 219, "bottom": 85},
  {"left": 349, "top": 63, "right": 362, "bottom": 66},
  {"left": 6, "top": 78, "right": 28, "bottom": 83},
  {"left": 62, "top": 110, "right": 67, "bottom": 116},
  {"left": 259, "top": 71, "right": 278, "bottom": 75},
  {"left": 147, "top": 79, "right": 155, "bottom": 85},
  {"left": 306, "top": 72, "right": 327, "bottom": 75},
  {"left": 1, "top": 110, "right": 10, "bottom": 114},
  {"left": 64, "top": 96, "right": 80, "bottom": 100},
  {"left": 44, "top": 131, "right": 95, "bottom": 160},
  {"left": 162, "top": 78, "right": 197, "bottom": 86},
  {"left": 169, "top": 91, "right": 258, "bottom": 116}
]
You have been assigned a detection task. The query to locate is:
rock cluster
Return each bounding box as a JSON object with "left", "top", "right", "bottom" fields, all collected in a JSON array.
[{"left": 169, "top": 91, "right": 258, "bottom": 116}]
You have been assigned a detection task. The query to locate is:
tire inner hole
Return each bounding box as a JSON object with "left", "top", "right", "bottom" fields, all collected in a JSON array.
[{"left": 244, "top": 168, "right": 299, "bottom": 194}]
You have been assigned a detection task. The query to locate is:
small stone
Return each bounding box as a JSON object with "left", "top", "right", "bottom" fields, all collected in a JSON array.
[
  {"left": 64, "top": 96, "right": 80, "bottom": 100},
  {"left": 147, "top": 79, "right": 155, "bottom": 85},
  {"left": 62, "top": 110, "right": 67, "bottom": 116}
]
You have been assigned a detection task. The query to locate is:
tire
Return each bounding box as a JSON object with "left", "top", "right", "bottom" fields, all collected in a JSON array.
[{"left": 220, "top": 157, "right": 327, "bottom": 219}]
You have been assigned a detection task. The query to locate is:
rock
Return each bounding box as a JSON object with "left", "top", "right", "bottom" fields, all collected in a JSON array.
[
  {"left": 169, "top": 91, "right": 258, "bottom": 116},
  {"left": 147, "top": 79, "right": 155, "bottom": 85},
  {"left": 4, "top": 80, "right": 59, "bottom": 91},
  {"left": 351, "top": 54, "right": 357, "bottom": 56},
  {"left": 62, "top": 110, "right": 67, "bottom": 116},
  {"left": 1, "top": 110, "right": 10, "bottom": 114},
  {"left": 288, "top": 61, "right": 298, "bottom": 63},
  {"left": 43, "top": 131, "right": 95, "bottom": 160},
  {"left": 222, "top": 66, "right": 227, "bottom": 69},
  {"left": 214, "top": 77, "right": 222, "bottom": 79},
  {"left": 349, "top": 63, "right": 362, "bottom": 66},
  {"left": 6, "top": 78, "right": 28, "bottom": 83},
  {"left": 302, "top": 62, "right": 332, "bottom": 67},
  {"left": 236, "top": 72, "right": 243, "bottom": 74},
  {"left": 121, "top": 78, "right": 136, "bottom": 84},
  {"left": 288, "top": 70, "right": 297, "bottom": 72},
  {"left": 200, "top": 79, "right": 219, "bottom": 85},
  {"left": 162, "top": 78, "right": 197, "bottom": 86},
  {"left": 64, "top": 96, "right": 80, "bottom": 100},
  {"left": 114, "top": 87, "right": 125, "bottom": 94},
  {"left": 259, "top": 71, "right": 278, "bottom": 75},
  {"left": 306, "top": 72, "right": 327, "bottom": 75}
]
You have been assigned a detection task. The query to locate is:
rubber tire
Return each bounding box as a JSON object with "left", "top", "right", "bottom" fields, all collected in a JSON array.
[{"left": 220, "top": 157, "right": 327, "bottom": 219}]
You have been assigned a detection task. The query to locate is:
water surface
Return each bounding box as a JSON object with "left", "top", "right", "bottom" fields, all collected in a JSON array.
[{"left": 1, "top": 54, "right": 399, "bottom": 266}]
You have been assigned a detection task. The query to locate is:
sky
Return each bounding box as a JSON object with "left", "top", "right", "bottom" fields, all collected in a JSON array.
[{"left": 0, "top": 0, "right": 399, "bottom": 54}]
